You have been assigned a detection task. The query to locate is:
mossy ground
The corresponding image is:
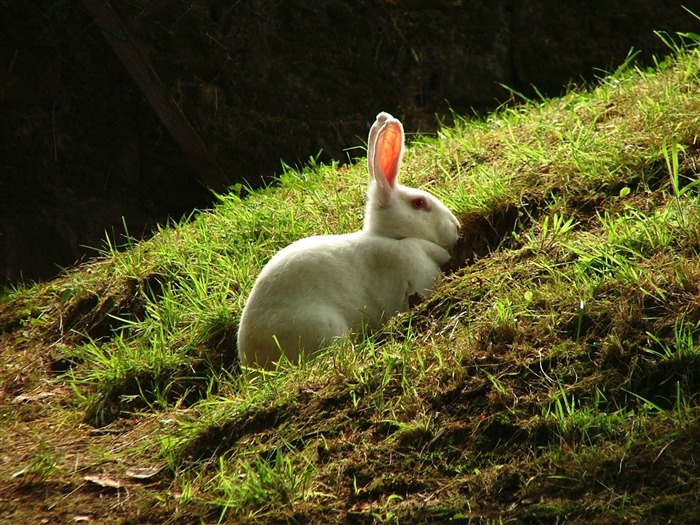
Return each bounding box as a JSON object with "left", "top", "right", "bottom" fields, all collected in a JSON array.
[{"left": 3, "top": 45, "right": 700, "bottom": 524}]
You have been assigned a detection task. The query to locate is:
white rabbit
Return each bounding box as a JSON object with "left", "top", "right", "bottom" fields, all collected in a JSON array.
[{"left": 237, "top": 112, "right": 460, "bottom": 369}]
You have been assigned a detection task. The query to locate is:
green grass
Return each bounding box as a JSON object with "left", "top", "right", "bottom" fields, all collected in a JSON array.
[{"left": 3, "top": 43, "right": 700, "bottom": 524}]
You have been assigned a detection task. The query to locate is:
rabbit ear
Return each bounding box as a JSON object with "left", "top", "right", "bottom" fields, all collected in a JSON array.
[
  {"left": 367, "top": 112, "right": 390, "bottom": 161},
  {"left": 369, "top": 112, "right": 404, "bottom": 206}
]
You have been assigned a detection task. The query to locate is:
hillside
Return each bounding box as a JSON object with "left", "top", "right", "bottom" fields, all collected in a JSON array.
[{"left": 2, "top": 44, "right": 700, "bottom": 524}]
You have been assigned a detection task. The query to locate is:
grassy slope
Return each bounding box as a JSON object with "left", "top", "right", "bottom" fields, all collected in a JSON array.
[{"left": 3, "top": 47, "right": 700, "bottom": 524}]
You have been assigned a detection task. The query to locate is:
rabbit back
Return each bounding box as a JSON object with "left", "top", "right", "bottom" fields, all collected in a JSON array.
[{"left": 237, "top": 232, "right": 450, "bottom": 369}]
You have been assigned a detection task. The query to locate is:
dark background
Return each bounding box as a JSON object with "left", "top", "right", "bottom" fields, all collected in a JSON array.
[{"left": 3, "top": 0, "right": 700, "bottom": 284}]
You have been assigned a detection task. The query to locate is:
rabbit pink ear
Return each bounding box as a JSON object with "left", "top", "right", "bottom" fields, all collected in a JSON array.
[
  {"left": 377, "top": 121, "right": 403, "bottom": 188},
  {"left": 368, "top": 113, "right": 404, "bottom": 206}
]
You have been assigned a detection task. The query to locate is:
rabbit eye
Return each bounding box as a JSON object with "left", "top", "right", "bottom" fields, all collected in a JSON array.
[{"left": 411, "top": 196, "right": 429, "bottom": 210}]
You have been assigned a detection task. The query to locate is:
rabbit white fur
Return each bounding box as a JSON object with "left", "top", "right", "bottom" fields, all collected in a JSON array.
[{"left": 237, "top": 112, "right": 460, "bottom": 369}]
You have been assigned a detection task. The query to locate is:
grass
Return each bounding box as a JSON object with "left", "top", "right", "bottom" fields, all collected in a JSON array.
[{"left": 3, "top": 41, "right": 700, "bottom": 524}]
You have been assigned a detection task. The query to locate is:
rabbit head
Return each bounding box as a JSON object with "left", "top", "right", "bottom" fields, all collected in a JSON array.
[{"left": 364, "top": 112, "right": 460, "bottom": 250}]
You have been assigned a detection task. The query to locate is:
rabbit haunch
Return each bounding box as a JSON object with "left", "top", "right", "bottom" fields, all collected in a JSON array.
[{"left": 237, "top": 112, "right": 460, "bottom": 370}]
